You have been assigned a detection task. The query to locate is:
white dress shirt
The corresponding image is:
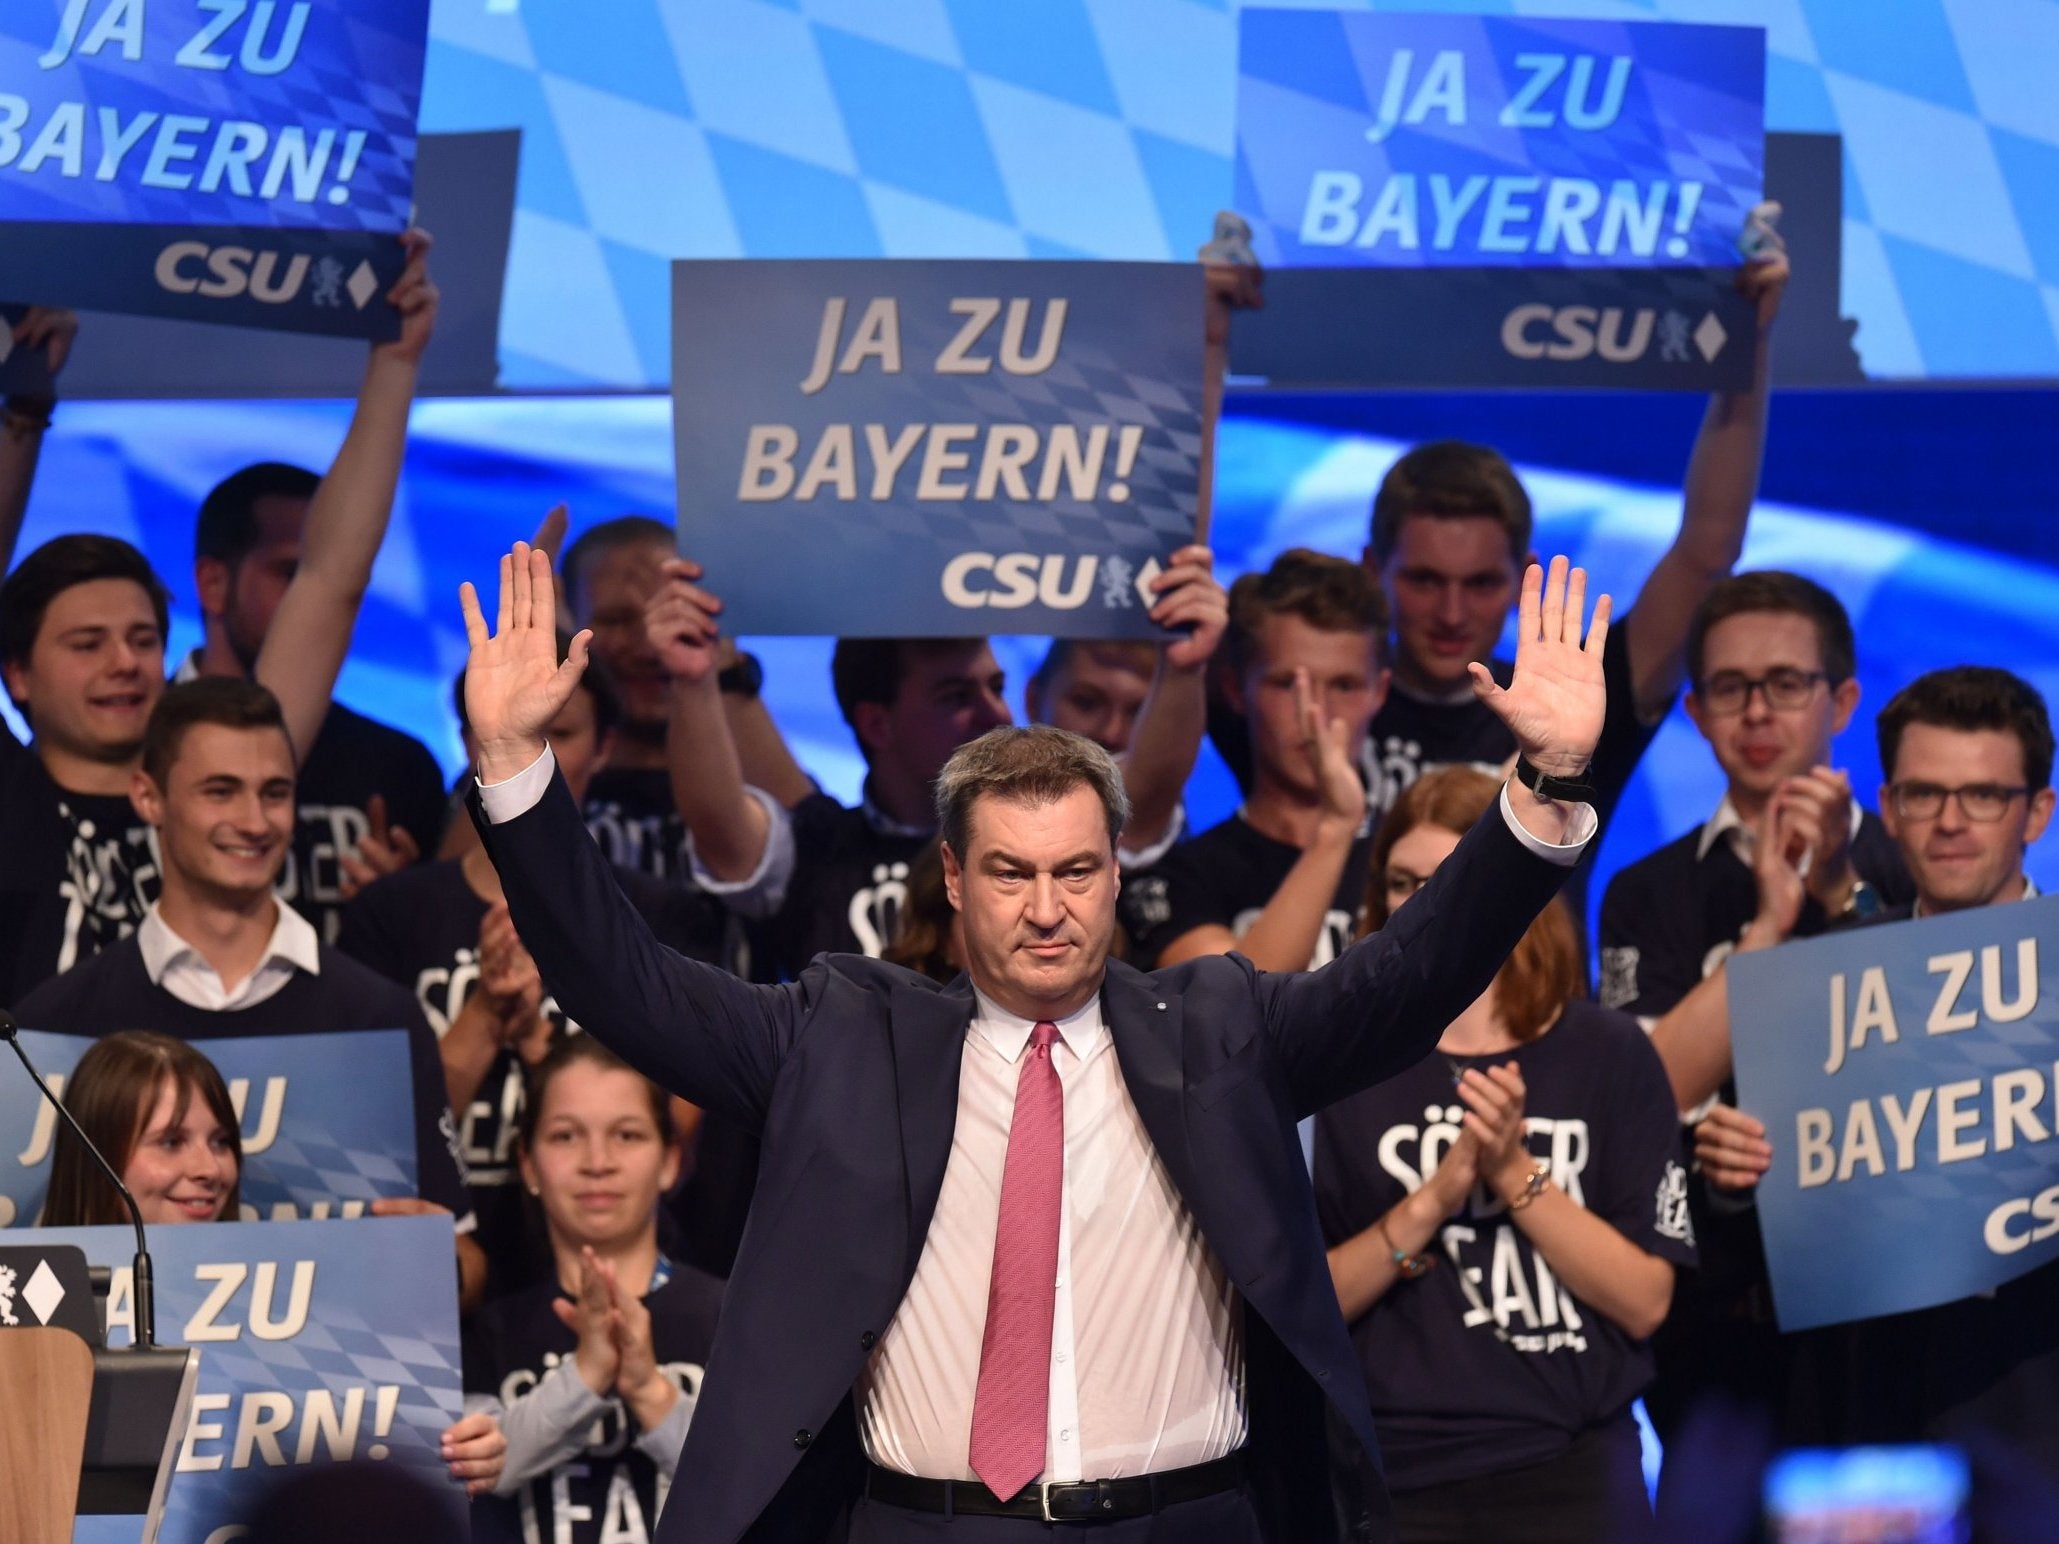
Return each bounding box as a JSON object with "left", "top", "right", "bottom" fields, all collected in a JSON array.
[
  {"left": 856, "top": 991, "right": 1247, "bottom": 1482},
  {"left": 137, "top": 900, "right": 322, "bottom": 1011}
]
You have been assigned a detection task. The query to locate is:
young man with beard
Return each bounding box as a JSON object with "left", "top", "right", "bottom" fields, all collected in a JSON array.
[
  {"left": 1596, "top": 572, "right": 1914, "bottom": 1442},
  {"left": 0, "top": 236, "right": 438, "bottom": 1002},
  {"left": 16, "top": 677, "right": 481, "bottom": 1301}
]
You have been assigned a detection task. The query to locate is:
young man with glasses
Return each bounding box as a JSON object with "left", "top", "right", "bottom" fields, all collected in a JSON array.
[
  {"left": 1673, "top": 665, "right": 2056, "bottom": 1474},
  {"left": 1596, "top": 571, "right": 1914, "bottom": 1447}
]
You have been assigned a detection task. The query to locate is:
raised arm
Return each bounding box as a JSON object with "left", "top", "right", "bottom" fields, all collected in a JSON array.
[
  {"left": 0, "top": 308, "right": 76, "bottom": 571},
  {"left": 1619, "top": 248, "right": 1789, "bottom": 718},
  {"left": 1267, "top": 559, "right": 1608, "bottom": 1107},
  {"left": 255, "top": 230, "right": 437, "bottom": 758},
  {"left": 644, "top": 558, "right": 777, "bottom": 882},
  {"left": 1119, "top": 543, "right": 1227, "bottom": 857},
  {"left": 462, "top": 544, "right": 794, "bottom": 1124}
]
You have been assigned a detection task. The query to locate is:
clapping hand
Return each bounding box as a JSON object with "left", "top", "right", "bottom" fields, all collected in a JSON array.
[
  {"left": 460, "top": 542, "right": 591, "bottom": 782},
  {"left": 1470, "top": 557, "right": 1609, "bottom": 780},
  {"left": 554, "top": 1246, "right": 621, "bottom": 1396}
]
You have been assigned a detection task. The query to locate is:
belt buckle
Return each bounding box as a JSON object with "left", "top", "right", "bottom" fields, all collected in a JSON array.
[{"left": 1037, "top": 1480, "right": 1108, "bottom": 1523}]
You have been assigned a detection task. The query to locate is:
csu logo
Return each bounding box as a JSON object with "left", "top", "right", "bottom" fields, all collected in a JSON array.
[
  {"left": 942, "top": 552, "right": 1098, "bottom": 611},
  {"left": 154, "top": 243, "right": 377, "bottom": 309},
  {"left": 1501, "top": 304, "right": 1726, "bottom": 365}
]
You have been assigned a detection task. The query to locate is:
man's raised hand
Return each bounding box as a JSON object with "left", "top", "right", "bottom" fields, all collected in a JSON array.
[
  {"left": 1470, "top": 557, "right": 1608, "bottom": 779},
  {"left": 460, "top": 541, "right": 590, "bottom": 782}
]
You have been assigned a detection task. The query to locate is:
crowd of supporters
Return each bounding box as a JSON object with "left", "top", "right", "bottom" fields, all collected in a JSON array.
[{"left": 4, "top": 230, "right": 2055, "bottom": 1543}]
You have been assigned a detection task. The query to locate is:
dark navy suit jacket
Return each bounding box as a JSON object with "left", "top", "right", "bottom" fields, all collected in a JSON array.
[{"left": 476, "top": 772, "right": 1576, "bottom": 1544}]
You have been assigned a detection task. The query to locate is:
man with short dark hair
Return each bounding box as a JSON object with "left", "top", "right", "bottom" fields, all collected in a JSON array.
[
  {"left": 0, "top": 237, "right": 438, "bottom": 1002},
  {"left": 16, "top": 677, "right": 481, "bottom": 1299},
  {"left": 1598, "top": 571, "right": 1915, "bottom": 1443},
  {"left": 1125, "top": 548, "right": 1387, "bottom": 974},
  {"left": 646, "top": 544, "right": 1226, "bottom": 980},
  {"left": 457, "top": 540, "right": 1609, "bottom": 1543},
  {"left": 185, "top": 459, "right": 448, "bottom": 943}
]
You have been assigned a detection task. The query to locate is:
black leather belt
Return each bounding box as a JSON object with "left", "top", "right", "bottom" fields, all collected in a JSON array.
[{"left": 864, "top": 1452, "right": 1244, "bottom": 1523}]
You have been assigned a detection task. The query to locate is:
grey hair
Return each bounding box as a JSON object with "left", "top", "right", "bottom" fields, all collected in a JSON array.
[{"left": 934, "top": 726, "right": 1130, "bottom": 859}]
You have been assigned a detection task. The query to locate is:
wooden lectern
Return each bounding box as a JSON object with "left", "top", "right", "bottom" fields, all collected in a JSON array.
[{"left": 0, "top": 1245, "right": 195, "bottom": 1544}]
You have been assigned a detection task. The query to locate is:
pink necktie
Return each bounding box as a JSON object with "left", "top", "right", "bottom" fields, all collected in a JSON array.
[{"left": 968, "top": 1020, "right": 1065, "bottom": 1502}]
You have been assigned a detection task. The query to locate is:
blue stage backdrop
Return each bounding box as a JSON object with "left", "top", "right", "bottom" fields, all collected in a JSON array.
[{"left": 8, "top": 390, "right": 2057, "bottom": 954}]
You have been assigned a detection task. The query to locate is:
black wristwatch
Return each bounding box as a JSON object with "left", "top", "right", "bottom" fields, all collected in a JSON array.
[
  {"left": 1837, "top": 878, "right": 1881, "bottom": 921},
  {"left": 1512, "top": 755, "right": 1593, "bottom": 804},
  {"left": 717, "top": 650, "right": 764, "bottom": 699}
]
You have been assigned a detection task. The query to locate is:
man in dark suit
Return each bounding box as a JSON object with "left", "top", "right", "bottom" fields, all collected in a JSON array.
[{"left": 458, "top": 543, "right": 1612, "bottom": 1543}]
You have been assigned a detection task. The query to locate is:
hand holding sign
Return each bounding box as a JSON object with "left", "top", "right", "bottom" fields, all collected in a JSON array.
[
  {"left": 644, "top": 556, "right": 724, "bottom": 685},
  {"left": 1148, "top": 544, "right": 1228, "bottom": 671},
  {"left": 1694, "top": 1103, "right": 1771, "bottom": 1193}
]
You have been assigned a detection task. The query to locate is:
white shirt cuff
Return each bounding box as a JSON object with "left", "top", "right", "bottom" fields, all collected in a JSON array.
[
  {"left": 687, "top": 786, "right": 795, "bottom": 917},
  {"left": 477, "top": 745, "right": 557, "bottom": 823},
  {"left": 1118, "top": 802, "right": 1186, "bottom": 872},
  {"left": 1498, "top": 781, "right": 1597, "bottom": 867}
]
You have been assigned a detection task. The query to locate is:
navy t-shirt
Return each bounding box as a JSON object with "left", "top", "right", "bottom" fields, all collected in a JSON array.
[
  {"left": 464, "top": 1262, "right": 724, "bottom": 1544},
  {"left": 0, "top": 725, "right": 159, "bottom": 1004},
  {"left": 337, "top": 859, "right": 729, "bottom": 1296},
  {"left": 1118, "top": 810, "right": 1372, "bottom": 970},
  {"left": 1313, "top": 999, "right": 1696, "bottom": 1489},
  {"left": 277, "top": 699, "right": 449, "bottom": 946},
  {"left": 582, "top": 766, "right": 692, "bottom": 881}
]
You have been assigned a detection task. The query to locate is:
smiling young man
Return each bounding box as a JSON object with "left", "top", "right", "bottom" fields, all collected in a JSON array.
[
  {"left": 0, "top": 234, "right": 439, "bottom": 1002},
  {"left": 16, "top": 677, "right": 481, "bottom": 1301},
  {"left": 457, "top": 541, "right": 1607, "bottom": 1543}
]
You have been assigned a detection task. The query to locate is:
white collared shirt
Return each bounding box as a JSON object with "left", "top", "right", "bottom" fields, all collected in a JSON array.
[
  {"left": 1695, "top": 792, "right": 1866, "bottom": 867},
  {"left": 136, "top": 900, "right": 322, "bottom": 1012},
  {"left": 855, "top": 990, "right": 1247, "bottom": 1483}
]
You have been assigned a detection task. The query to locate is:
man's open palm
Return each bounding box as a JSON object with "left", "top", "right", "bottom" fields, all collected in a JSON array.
[
  {"left": 1469, "top": 557, "right": 1609, "bottom": 777},
  {"left": 460, "top": 542, "right": 590, "bottom": 778}
]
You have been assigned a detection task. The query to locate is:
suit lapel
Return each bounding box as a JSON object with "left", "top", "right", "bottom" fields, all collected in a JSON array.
[
  {"left": 1101, "top": 962, "right": 1198, "bottom": 1206},
  {"left": 889, "top": 973, "right": 974, "bottom": 1281}
]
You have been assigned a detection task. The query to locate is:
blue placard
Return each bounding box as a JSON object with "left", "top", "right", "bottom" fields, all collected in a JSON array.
[
  {"left": 673, "top": 259, "right": 1205, "bottom": 639},
  {"left": 9, "top": 1216, "right": 464, "bottom": 1544},
  {"left": 0, "top": 0, "right": 428, "bottom": 337},
  {"left": 1235, "top": 10, "right": 1764, "bottom": 270},
  {"left": 1729, "top": 896, "right": 2059, "bottom": 1331},
  {"left": 0, "top": 1029, "right": 417, "bottom": 1229}
]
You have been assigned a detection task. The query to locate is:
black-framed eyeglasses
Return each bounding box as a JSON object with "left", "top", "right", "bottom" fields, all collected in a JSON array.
[
  {"left": 1696, "top": 668, "right": 1830, "bottom": 715},
  {"left": 1888, "top": 782, "right": 2032, "bottom": 823}
]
